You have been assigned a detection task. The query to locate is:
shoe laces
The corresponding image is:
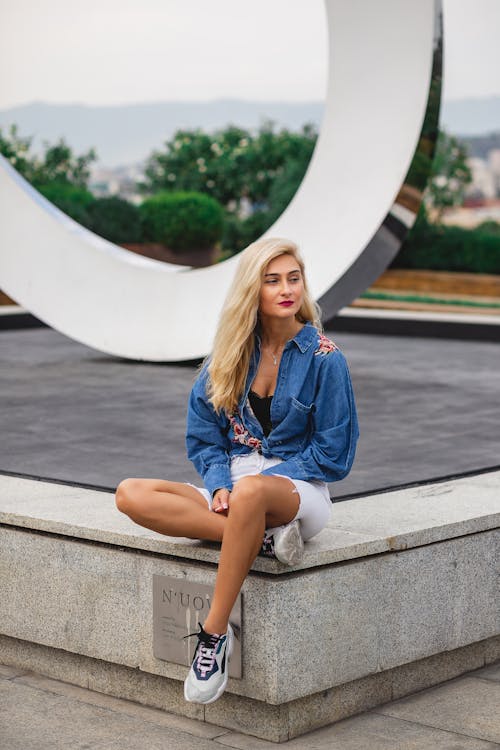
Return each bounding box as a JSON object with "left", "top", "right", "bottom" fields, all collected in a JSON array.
[
  {"left": 185, "top": 624, "right": 222, "bottom": 677},
  {"left": 260, "top": 533, "right": 275, "bottom": 558}
]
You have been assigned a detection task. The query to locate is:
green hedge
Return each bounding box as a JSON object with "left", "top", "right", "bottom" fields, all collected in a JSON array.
[
  {"left": 140, "top": 191, "right": 224, "bottom": 252},
  {"left": 221, "top": 210, "right": 274, "bottom": 254},
  {"left": 37, "top": 182, "right": 95, "bottom": 225},
  {"left": 392, "top": 214, "right": 500, "bottom": 274},
  {"left": 87, "top": 197, "right": 142, "bottom": 243}
]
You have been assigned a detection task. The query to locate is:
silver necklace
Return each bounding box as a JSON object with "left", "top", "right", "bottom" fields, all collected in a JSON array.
[{"left": 264, "top": 346, "right": 281, "bottom": 366}]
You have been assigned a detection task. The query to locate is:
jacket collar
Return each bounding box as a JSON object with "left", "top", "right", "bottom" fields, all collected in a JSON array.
[
  {"left": 290, "top": 322, "right": 318, "bottom": 353},
  {"left": 255, "top": 321, "right": 318, "bottom": 355}
]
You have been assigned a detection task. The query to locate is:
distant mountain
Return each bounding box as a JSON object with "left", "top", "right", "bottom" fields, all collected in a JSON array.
[
  {"left": 459, "top": 132, "right": 500, "bottom": 160},
  {"left": 0, "top": 100, "right": 324, "bottom": 168},
  {"left": 440, "top": 96, "right": 500, "bottom": 137},
  {"left": 1, "top": 97, "right": 498, "bottom": 168}
]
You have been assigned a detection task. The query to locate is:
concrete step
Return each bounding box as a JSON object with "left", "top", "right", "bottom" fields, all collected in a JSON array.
[{"left": 0, "top": 472, "right": 499, "bottom": 741}]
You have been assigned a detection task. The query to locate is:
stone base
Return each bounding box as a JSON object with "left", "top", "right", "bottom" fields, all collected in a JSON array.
[
  {"left": 1, "top": 634, "right": 499, "bottom": 743},
  {"left": 0, "top": 472, "right": 499, "bottom": 742}
]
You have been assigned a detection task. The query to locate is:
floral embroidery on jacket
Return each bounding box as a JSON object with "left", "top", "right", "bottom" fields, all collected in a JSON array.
[
  {"left": 315, "top": 333, "right": 338, "bottom": 356},
  {"left": 228, "top": 412, "right": 262, "bottom": 449}
]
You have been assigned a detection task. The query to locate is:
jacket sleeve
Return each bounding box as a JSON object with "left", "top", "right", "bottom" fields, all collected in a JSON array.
[
  {"left": 261, "top": 349, "right": 359, "bottom": 483},
  {"left": 185, "top": 367, "right": 233, "bottom": 496}
]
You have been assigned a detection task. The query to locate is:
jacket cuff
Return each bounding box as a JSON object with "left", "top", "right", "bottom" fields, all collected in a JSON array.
[{"left": 203, "top": 464, "right": 233, "bottom": 497}]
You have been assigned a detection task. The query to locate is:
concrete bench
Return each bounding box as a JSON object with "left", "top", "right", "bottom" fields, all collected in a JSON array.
[{"left": 0, "top": 472, "right": 499, "bottom": 742}]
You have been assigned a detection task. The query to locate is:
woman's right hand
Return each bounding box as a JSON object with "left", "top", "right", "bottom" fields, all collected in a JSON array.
[{"left": 212, "top": 488, "right": 231, "bottom": 516}]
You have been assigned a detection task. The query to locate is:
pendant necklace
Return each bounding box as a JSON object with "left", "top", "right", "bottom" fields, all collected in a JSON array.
[{"left": 265, "top": 346, "right": 281, "bottom": 366}]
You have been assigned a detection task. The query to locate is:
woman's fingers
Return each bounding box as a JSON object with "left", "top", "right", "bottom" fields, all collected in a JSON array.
[{"left": 213, "top": 488, "right": 230, "bottom": 515}]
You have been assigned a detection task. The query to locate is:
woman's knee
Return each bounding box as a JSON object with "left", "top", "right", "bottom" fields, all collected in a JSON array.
[
  {"left": 230, "top": 475, "right": 266, "bottom": 514},
  {"left": 115, "top": 478, "right": 146, "bottom": 516}
]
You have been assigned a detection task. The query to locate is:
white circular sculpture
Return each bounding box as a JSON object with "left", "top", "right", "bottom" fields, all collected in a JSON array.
[{"left": 0, "top": 0, "right": 442, "bottom": 362}]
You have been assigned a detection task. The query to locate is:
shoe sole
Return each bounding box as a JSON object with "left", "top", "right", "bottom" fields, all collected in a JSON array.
[{"left": 184, "top": 625, "right": 234, "bottom": 704}]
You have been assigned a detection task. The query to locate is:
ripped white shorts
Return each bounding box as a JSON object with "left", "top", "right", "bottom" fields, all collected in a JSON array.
[{"left": 187, "top": 450, "right": 332, "bottom": 541}]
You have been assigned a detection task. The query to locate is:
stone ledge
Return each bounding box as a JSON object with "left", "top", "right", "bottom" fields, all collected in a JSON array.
[
  {"left": 1, "top": 523, "right": 498, "bottom": 705},
  {"left": 0, "top": 471, "right": 499, "bottom": 573},
  {"left": 0, "top": 471, "right": 498, "bottom": 740}
]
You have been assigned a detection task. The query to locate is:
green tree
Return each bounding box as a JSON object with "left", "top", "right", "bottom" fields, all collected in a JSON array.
[
  {"left": 32, "top": 139, "right": 97, "bottom": 189},
  {"left": 1, "top": 124, "right": 99, "bottom": 225},
  {"left": 426, "top": 130, "right": 472, "bottom": 221},
  {"left": 141, "top": 121, "right": 317, "bottom": 213},
  {"left": 0, "top": 124, "right": 36, "bottom": 181},
  {"left": 0, "top": 124, "right": 96, "bottom": 189}
]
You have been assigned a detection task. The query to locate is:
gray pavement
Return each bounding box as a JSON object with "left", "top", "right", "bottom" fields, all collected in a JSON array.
[
  {"left": 1, "top": 661, "right": 499, "bottom": 749},
  {"left": 1, "top": 327, "right": 500, "bottom": 497},
  {"left": 1, "top": 326, "right": 499, "bottom": 746}
]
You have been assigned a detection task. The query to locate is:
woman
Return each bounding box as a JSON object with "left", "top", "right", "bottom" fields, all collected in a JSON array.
[{"left": 115, "top": 237, "right": 359, "bottom": 705}]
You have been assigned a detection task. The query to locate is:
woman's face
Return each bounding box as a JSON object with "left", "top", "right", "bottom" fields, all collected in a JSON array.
[{"left": 258, "top": 254, "right": 304, "bottom": 321}]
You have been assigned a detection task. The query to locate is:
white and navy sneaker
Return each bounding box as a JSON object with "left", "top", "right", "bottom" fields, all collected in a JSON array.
[
  {"left": 260, "top": 520, "right": 304, "bottom": 566},
  {"left": 184, "top": 623, "right": 233, "bottom": 704}
]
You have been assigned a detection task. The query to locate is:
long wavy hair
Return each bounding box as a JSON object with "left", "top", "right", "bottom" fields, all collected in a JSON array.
[{"left": 207, "top": 237, "right": 322, "bottom": 414}]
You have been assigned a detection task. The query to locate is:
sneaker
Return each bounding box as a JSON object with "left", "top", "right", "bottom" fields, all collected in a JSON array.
[
  {"left": 261, "top": 519, "right": 304, "bottom": 566},
  {"left": 259, "top": 532, "right": 276, "bottom": 558},
  {"left": 184, "top": 623, "right": 233, "bottom": 704}
]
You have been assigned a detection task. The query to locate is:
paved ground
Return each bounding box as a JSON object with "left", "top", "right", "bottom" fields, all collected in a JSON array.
[
  {"left": 1, "top": 326, "right": 499, "bottom": 746},
  {"left": 1, "top": 661, "right": 499, "bottom": 749},
  {"left": 1, "top": 326, "right": 500, "bottom": 497}
]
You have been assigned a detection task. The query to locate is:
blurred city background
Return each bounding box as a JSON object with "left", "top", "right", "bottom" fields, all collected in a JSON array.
[{"left": 1, "top": 0, "right": 500, "bottom": 312}]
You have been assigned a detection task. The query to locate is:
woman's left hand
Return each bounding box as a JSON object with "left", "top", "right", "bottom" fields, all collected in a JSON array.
[{"left": 212, "top": 488, "right": 231, "bottom": 516}]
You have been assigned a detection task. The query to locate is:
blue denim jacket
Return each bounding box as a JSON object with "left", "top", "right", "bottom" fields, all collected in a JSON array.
[{"left": 185, "top": 323, "right": 359, "bottom": 496}]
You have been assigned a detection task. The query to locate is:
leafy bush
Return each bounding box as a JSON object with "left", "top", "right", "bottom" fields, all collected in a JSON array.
[
  {"left": 1, "top": 125, "right": 97, "bottom": 188},
  {"left": 266, "top": 158, "right": 308, "bottom": 221},
  {"left": 220, "top": 159, "right": 308, "bottom": 255},
  {"left": 87, "top": 197, "right": 142, "bottom": 243},
  {"left": 140, "top": 191, "right": 224, "bottom": 252},
  {"left": 141, "top": 122, "right": 317, "bottom": 214},
  {"left": 37, "top": 182, "right": 95, "bottom": 225},
  {"left": 221, "top": 214, "right": 246, "bottom": 254},
  {"left": 477, "top": 220, "right": 500, "bottom": 236},
  {"left": 392, "top": 212, "right": 500, "bottom": 274},
  {"left": 221, "top": 210, "right": 275, "bottom": 255}
]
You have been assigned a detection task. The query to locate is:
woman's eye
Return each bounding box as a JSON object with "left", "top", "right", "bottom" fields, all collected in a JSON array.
[{"left": 264, "top": 276, "right": 301, "bottom": 284}]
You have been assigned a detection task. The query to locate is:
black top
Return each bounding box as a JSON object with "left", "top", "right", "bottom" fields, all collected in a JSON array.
[{"left": 248, "top": 390, "right": 273, "bottom": 436}]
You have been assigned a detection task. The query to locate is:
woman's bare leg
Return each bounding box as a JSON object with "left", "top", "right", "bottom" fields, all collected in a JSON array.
[
  {"left": 116, "top": 474, "right": 300, "bottom": 635},
  {"left": 202, "top": 474, "right": 299, "bottom": 635},
  {"left": 115, "top": 478, "right": 226, "bottom": 541}
]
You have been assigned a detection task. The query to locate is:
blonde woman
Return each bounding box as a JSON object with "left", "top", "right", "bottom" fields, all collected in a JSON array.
[{"left": 115, "top": 237, "right": 359, "bottom": 705}]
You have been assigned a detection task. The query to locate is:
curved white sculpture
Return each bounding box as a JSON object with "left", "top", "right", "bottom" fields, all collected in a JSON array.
[{"left": 0, "top": 0, "right": 441, "bottom": 361}]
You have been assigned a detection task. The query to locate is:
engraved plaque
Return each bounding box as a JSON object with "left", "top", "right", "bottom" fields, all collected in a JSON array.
[{"left": 153, "top": 575, "right": 242, "bottom": 678}]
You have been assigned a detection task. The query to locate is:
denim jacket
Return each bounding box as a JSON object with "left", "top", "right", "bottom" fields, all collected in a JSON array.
[{"left": 185, "top": 323, "right": 359, "bottom": 496}]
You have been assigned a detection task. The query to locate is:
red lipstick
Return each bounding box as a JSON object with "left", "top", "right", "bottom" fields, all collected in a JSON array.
[{"left": 279, "top": 301, "right": 294, "bottom": 307}]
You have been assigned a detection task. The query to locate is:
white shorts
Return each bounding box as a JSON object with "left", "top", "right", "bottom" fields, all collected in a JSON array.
[{"left": 187, "top": 451, "right": 332, "bottom": 541}]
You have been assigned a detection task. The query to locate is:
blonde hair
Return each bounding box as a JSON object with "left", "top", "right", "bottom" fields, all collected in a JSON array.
[{"left": 207, "top": 237, "right": 322, "bottom": 414}]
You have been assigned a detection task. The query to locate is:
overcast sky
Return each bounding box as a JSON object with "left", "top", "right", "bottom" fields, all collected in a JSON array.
[{"left": 0, "top": 0, "right": 499, "bottom": 110}]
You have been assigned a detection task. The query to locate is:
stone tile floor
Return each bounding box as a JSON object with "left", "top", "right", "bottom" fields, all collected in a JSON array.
[
  {"left": 1, "top": 327, "right": 500, "bottom": 498},
  {"left": 1, "top": 661, "right": 499, "bottom": 749}
]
